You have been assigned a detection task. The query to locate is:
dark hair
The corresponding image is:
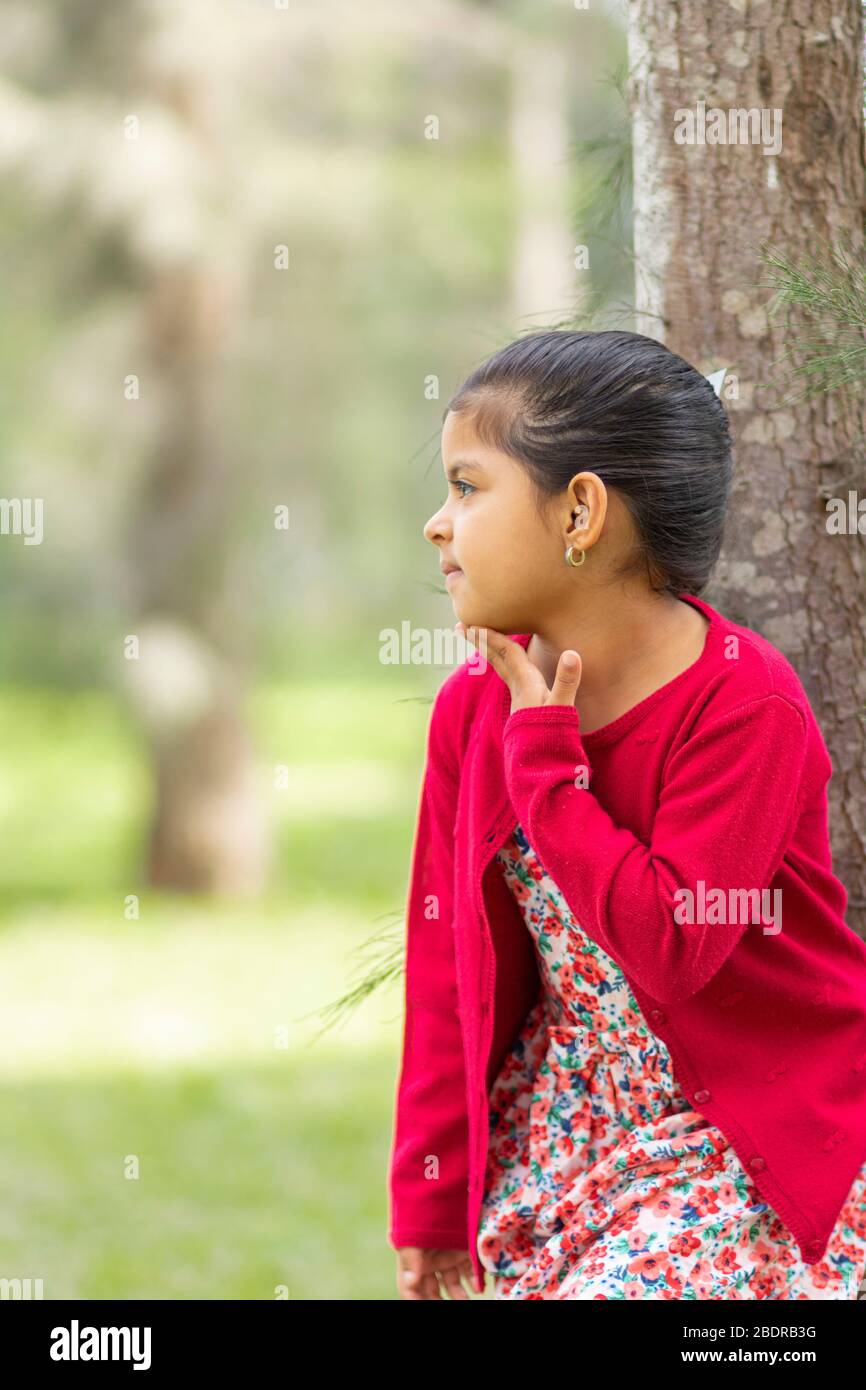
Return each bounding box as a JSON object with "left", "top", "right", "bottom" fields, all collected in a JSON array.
[{"left": 444, "top": 329, "right": 733, "bottom": 597}]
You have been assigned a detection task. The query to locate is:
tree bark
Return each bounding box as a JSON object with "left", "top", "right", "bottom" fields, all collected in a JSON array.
[{"left": 628, "top": 0, "right": 866, "bottom": 932}]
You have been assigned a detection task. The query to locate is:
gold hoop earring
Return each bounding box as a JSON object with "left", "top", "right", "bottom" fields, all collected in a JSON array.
[{"left": 565, "top": 545, "right": 586, "bottom": 568}]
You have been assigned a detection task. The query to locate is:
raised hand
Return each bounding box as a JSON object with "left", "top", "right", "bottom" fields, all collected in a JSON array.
[{"left": 456, "top": 623, "right": 582, "bottom": 716}]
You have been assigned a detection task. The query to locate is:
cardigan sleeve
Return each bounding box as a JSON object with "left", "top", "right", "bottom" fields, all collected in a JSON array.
[
  {"left": 387, "top": 680, "right": 474, "bottom": 1263},
  {"left": 501, "top": 692, "right": 809, "bottom": 1006}
]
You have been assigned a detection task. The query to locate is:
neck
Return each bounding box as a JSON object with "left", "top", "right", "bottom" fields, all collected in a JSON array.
[{"left": 527, "top": 589, "right": 693, "bottom": 700}]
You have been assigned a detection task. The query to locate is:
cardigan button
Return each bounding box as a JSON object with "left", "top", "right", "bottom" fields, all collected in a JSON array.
[
  {"left": 747, "top": 1155, "right": 767, "bottom": 1172},
  {"left": 694, "top": 1089, "right": 710, "bottom": 1105},
  {"left": 649, "top": 1010, "right": 666, "bottom": 1026}
]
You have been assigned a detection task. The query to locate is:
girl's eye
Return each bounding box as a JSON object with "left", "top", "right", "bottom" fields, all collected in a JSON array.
[{"left": 451, "top": 479, "right": 476, "bottom": 498}]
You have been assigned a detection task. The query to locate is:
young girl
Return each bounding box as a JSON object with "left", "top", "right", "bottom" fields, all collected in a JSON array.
[{"left": 387, "top": 329, "right": 866, "bottom": 1301}]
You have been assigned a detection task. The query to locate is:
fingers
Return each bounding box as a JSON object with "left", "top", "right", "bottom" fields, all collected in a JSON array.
[
  {"left": 439, "top": 1264, "right": 470, "bottom": 1300},
  {"left": 397, "top": 1248, "right": 479, "bottom": 1299},
  {"left": 461, "top": 1256, "right": 483, "bottom": 1297},
  {"left": 457, "top": 624, "right": 580, "bottom": 712},
  {"left": 549, "top": 649, "right": 582, "bottom": 707},
  {"left": 398, "top": 1265, "right": 421, "bottom": 1299},
  {"left": 460, "top": 624, "right": 515, "bottom": 669},
  {"left": 456, "top": 623, "right": 524, "bottom": 686},
  {"left": 449, "top": 1252, "right": 479, "bottom": 1298},
  {"left": 455, "top": 622, "right": 490, "bottom": 670},
  {"left": 399, "top": 1267, "right": 442, "bottom": 1299},
  {"left": 397, "top": 1250, "right": 427, "bottom": 1300},
  {"left": 397, "top": 1251, "right": 446, "bottom": 1300}
]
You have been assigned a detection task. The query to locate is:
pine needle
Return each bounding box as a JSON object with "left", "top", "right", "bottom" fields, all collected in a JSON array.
[
  {"left": 757, "top": 234, "right": 866, "bottom": 406},
  {"left": 296, "top": 909, "right": 407, "bottom": 1047}
]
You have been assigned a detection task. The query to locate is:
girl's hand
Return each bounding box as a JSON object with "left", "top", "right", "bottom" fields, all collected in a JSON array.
[
  {"left": 396, "top": 1246, "right": 480, "bottom": 1299},
  {"left": 456, "top": 623, "right": 582, "bottom": 715}
]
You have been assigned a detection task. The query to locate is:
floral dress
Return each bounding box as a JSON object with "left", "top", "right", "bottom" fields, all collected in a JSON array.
[{"left": 477, "top": 823, "right": 866, "bottom": 1300}]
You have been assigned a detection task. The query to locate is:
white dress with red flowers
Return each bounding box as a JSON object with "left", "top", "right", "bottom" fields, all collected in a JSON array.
[{"left": 476, "top": 823, "right": 866, "bottom": 1300}]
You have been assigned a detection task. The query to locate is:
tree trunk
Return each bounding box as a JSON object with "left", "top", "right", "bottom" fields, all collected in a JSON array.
[
  {"left": 125, "top": 263, "right": 267, "bottom": 897},
  {"left": 124, "top": 63, "right": 266, "bottom": 895},
  {"left": 628, "top": 0, "right": 866, "bottom": 932}
]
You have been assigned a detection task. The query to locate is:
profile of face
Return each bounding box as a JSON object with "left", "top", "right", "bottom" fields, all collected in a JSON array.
[{"left": 423, "top": 408, "right": 603, "bottom": 634}]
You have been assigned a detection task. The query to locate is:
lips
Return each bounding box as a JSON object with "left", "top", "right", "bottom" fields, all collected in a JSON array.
[{"left": 440, "top": 562, "right": 463, "bottom": 577}]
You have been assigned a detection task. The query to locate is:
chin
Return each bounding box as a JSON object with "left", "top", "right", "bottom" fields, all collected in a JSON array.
[
  {"left": 456, "top": 604, "right": 522, "bottom": 633},
  {"left": 451, "top": 582, "right": 527, "bottom": 633}
]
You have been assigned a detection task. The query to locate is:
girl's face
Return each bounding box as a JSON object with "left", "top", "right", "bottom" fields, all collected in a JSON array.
[{"left": 424, "top": 408, "right": 602, "bottom": 633}]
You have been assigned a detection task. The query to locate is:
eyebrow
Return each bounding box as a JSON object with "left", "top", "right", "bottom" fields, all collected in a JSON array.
[{"left": 444, "top": 457, "right": 486, "bottom": 481}]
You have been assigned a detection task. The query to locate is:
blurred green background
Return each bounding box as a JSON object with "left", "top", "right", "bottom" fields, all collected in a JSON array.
[{"left": 0, "top": 0, "right": 629, "bottom": 1298}]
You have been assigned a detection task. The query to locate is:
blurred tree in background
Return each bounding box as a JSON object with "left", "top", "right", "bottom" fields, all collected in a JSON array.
[{"left": 0, "top": 0, "right": 626, "bottom": 892}]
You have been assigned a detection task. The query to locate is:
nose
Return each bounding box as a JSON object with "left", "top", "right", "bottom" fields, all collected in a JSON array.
[{"left": 423, "top": 503, "right": 451, "bottom": 547}]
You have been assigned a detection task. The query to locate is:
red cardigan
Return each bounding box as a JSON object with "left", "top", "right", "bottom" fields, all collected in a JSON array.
[{"left": 386, "top": 594, "right": 866, "bottom": 1295}]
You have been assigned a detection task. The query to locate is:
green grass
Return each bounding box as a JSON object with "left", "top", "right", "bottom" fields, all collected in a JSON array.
[{"left": 0, "top": 681, "right": 476, "bottom": 1300}]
